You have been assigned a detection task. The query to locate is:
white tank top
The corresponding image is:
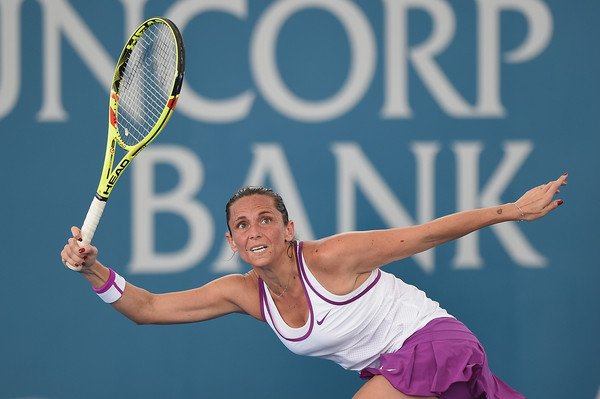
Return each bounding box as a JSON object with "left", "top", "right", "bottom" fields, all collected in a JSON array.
[{"left": 259, "top": 241, "right": 452, "bottom": 371}]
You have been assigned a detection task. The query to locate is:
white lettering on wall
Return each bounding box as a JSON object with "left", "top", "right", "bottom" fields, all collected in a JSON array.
[
  {"left": 251, "top": 0, "right": 376, "bottom": 122},
  {"left": 166, "top": 0, "right": 256, "bottom": 123},
  {"left": 0, "top": 0, "right": 22, "bottom": 120},
  {"left": 381, "top": 0, "right": 553, "bottom": 118},
  {"left": 475, "top": 0, "right": 554, "bottom": 116},
  {"left": 0, "top": 0, "right": 554, "bottom": 122},
  {"left": 130, "top": 141, "right": 544, "bottom": 274},
  {"left": 382, "top": 0, "right": 469, "bottom": 118},
  {"left": 128, "top": 145, "right": 214, "bottom": 274},
  {"left": 36, "top": 0, "right": 115, "bottom": 121}
]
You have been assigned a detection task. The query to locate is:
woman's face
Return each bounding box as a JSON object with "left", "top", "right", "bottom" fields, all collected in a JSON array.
[{"left": 225, "top": 194, "right": 294, "bottom": 267}]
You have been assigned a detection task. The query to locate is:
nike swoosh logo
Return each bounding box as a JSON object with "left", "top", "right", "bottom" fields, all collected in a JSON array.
[{"left": 317, "top": 310, "right": 331, "bottom": 325}]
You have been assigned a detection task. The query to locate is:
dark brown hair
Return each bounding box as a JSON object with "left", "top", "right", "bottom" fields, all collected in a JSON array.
[{"left": 225, "top": 186, "right": 290, "bottom": 235}]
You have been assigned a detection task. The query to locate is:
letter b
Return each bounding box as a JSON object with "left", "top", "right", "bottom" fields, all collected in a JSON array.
[{"left": 127, "top": 145, "right": 214, "bottom": 274}]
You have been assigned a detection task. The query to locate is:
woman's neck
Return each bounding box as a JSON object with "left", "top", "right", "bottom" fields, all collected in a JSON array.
[{"left": 256, "top": 250, "right": 296, "bottom": 298}]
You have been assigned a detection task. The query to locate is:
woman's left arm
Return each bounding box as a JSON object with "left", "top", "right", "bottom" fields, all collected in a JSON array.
[
  {"left": 400, "top": 172, "right": 567, "bottom": 250},
  {"left": 310, "top": 173, "right": 568, "bottom": 275}
]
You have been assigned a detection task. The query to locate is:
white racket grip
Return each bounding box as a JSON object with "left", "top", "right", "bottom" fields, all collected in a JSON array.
[
  {"left": 80, "top": 197, "right": 107, "bottom": 246},
  {"left": 66, "top": 197, "right": 107, "bottom": 272}
]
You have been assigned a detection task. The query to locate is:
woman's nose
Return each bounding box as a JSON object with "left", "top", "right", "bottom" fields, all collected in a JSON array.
[{"left": 248, "top": 224, "right": 261, "bottom": 238}]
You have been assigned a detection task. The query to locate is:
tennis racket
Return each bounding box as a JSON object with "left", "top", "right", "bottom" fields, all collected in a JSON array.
[{"left": 66, "top": 17, "right": 185, "bottom": 271}]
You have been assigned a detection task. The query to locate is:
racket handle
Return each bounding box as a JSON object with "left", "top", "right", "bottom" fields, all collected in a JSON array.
[
  {"left": 66, "top": 197, "right": 107, "bottom": 272},
  {"left": 80, "top": 196, "right": 107, "bottom": 245}
]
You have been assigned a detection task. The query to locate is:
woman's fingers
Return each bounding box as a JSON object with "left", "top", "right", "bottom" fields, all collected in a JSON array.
[
  {"left": 61, "top": 243, "right": 83, "bottom": 268},
  {"left": 515, "top": 173, "right": 568, "bottom": 221},
  {"left": 61, "top": 227, "right": 89, "bottom": 270},
  {"left": 548, "top": 173, "right": 568, "bottom": 197}
]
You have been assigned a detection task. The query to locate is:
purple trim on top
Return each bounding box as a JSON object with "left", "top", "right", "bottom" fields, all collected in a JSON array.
[
  {"left": 298, "top": 241, "right": 382, "bottom": 305},
  {"left": 93, "top": 268, "right": 115, "bottom": 294},
  {"left": 258, "top": 276, "right": 266, "bottom": 322},
  {"left": 259, "top": 242, "right": 315, "bottom": 342}
]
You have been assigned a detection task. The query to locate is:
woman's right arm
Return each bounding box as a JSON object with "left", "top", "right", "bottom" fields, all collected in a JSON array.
[{"left": 61, "top": 227, "right": 262, "bottom": 325}]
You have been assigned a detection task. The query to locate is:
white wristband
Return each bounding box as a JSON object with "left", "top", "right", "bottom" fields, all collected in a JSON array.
[{"left": 93, "top": 268, "right": 126, "bottom": 304}]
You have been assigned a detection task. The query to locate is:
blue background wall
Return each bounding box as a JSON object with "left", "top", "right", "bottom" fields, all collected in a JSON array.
[{"left": 1, "top": 0, "right": 598, "bottom": 398}]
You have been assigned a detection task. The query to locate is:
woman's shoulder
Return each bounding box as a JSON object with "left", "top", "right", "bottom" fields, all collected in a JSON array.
[
  {"left": 300, "top": 233, "right": 368, "bottom": 265},
  {"left": 211, "top": 270, "right": 262, "bottom": 319},
  {"left": 300, "top": 238, "right": 374, "bottom": 295},
  {"left": 297, "top": 239, "right": 327, "bottom": 266},
  {"left": 223, "top": 269, "right": 261, "bottom": 293}
]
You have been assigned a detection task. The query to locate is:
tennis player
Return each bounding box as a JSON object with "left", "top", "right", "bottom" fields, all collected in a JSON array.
[{"left": 61, "top": 173, "right": 568, "bottom": 398}]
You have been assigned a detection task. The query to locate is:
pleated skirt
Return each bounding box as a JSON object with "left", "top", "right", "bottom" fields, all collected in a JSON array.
[{"left": 360, "top": 317, "right": 526, "bottom": 399}]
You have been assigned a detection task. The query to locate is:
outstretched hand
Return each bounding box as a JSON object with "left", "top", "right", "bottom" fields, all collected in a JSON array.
[
  {"left": 514, "top": 173, "right": 568, "bottom": 221},
  {"left": 61, "top": 226, "right": 98, "bottom": 272}
]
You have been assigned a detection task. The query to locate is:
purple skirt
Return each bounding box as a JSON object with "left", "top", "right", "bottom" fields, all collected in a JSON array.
[{"left": 360, "top": 318, "right": 525, "bottom": 399}]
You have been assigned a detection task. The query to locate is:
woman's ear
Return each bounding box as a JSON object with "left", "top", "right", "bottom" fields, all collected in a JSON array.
[
  {"left": 285, "top": 220, "right": 295, "bottom": 242},
  {"left": 225, "top": 232, "right": 238, "bottom": 252}
]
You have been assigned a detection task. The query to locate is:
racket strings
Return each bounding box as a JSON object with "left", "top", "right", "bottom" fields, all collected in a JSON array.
[{"left": 118, "top": 22, "right": 177, "bottom": 147}]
